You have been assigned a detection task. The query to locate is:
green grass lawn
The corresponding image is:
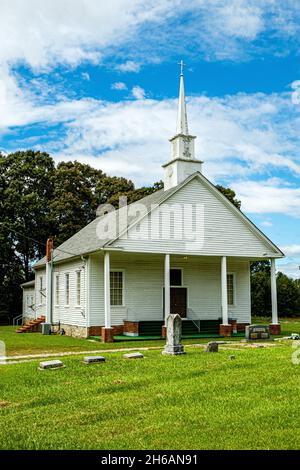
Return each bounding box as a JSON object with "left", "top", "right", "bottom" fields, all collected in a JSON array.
[
  {"left": 0, "top": 326, "right": 237, "bottom": 357},
  {"left": 1, "top": 343, "right": 300, "bottom": 450},
  {"left": 1, "top": 319, "right": 300, "bottom": 357}
]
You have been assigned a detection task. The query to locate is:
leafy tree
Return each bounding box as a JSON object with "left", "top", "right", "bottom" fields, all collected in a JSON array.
[
  {"left": 251, "top": 270, "right": 271, "bottom": 316},
  {"left": 106, "top": 180, "right": 164, "bottom": 207},
  {"left": 251, "top": 260, "right": 271, "bottom": 274},
  {"left": 216, "top": 185, "right": 241, "bottom": 209},
  {"left": 50, "top": 161, "right": 104, "bottom": 245},
  {"left": 251, "top": 263, "right": 300, "bottom": 317},
  {"left": 96, "top": 176, "right": 134, "bottom": 206},
  {"left": 277, "top": 272, "right": 300, "bottom": 316},
  {"left": 0, "top": 150, "right": 55, "bottom": 277},
  {"left": 0, "top": 150, "right": 55, "bottom": 319}
]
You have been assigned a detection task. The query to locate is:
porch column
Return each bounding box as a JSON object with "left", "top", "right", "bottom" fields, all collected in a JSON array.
[
  {"left": 220, "top": 256, "right": 231, "bottom": 337},
  {"left": 102, "top": 251, "right": 114, "bottom": 342},
  {"left": 164, "top": 254, "right": 170, "bottom": 325},
  {"left": 45, "top": 238, "right": 53, "bottom": 324},
  {"left": 270, "top": 258, "right": 281, "bottom": 335},
  {"left": 45, "top": 262, "right": 51, "bottom": 324}
]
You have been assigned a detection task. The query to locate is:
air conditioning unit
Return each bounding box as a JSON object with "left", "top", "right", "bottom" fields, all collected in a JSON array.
[{"left": 41, "top": 323, "right": 51, "bottom": 335}]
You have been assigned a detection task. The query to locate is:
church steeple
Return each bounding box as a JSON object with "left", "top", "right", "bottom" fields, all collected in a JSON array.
[
  {"left": 162, "top": 61, "right": 203, "bottom": 191},
  {"left": 176, "top": 60, "right": 189, "bottom": 135}
]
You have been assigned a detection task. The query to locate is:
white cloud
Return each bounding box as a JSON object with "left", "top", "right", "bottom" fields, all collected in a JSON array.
[
  {"left": 2, "top": 78, "right": 300, "bottom": 193},
  {"left": 1, "top": 1, "right": 300, "bottom": 76},
  {"left": 280, "top": 245, "right": 300, "bottom": 257},
  {"left": 111, "top": 82, "right": 128, "bottom": 90},
  {"left": 276, "top": 260, "right": 300, "bottom": 279},
  {"left": 0, "top": 1, "right": 172, "bottom": 70},
  {"left": 131, "top": 86, "right": 145, "bottom": 99},
  {"left": 261, "top": 220, "right": 273, "bottom": 228},
  {"left": 116, "top": 61, "right": 141, "bottom": 73},
  {"left": 231, "top": 180, "right": 300, "bottom": 218}
]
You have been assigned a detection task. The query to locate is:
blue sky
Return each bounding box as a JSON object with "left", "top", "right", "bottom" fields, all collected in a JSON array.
[{"left": 0, "top": 0, "right": 300, "bottom": 277}]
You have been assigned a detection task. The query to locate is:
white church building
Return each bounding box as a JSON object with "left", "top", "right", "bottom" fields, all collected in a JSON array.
[{"left": 21, "top": 67, "right": 284, "bottom": 341}]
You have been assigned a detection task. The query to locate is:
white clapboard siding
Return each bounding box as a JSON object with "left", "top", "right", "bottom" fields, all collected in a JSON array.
[
  {"left": 89, "top": 252, "right": 251, "bottom": 326},
  {"left": 112, "top": 177, "right": 277, "bottom": 257},
  {"left": 22, "top": 286, "right": 35, "bottom": 319},
  {"left": 52, "top": 258, "right": 87, "bottom": 327},
  {"left": 34, "top": 269, "right": 46, "bottom": 318}
]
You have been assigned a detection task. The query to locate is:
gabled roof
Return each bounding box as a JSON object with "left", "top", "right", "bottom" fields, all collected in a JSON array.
[
  {"left": 33, "top": 183, "right": 179, "bottom": 268},
  {"left": 33, "top": 171, "right": 284, "bottom": 268},
  {"left": 105, "top": 171, "right": 284, "bottom": 257}
]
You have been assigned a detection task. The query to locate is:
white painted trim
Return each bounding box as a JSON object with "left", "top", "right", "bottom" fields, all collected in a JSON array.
[
  {"left": 104, "top": 252, "right": 111, "bottom": 328},
  {"left": 221, "top": 256, "right": 229, "bottom": 325},
  {"left": 164, "top": 254, "right": 170, "bottom": 325},
  {"left": 85, "top": 256, "right": 90, "bottom": 328},
  {"left": 271, "top": 258, "right": 278, "bottom": 324}
]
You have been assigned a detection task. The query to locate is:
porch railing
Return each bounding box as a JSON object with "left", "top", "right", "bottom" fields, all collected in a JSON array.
[{"left": 12, "top": 314, "right": 23, "bottom": 326}]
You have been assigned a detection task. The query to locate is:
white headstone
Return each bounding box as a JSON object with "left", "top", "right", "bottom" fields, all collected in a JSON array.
[{"left": 162, "top": 314, "right": 185, "bottom": 355}]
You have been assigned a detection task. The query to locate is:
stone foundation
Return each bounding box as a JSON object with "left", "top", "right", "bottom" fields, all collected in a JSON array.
[
  {"left": 22, "top": 315, "right": 36, "bottom": 324},
  {"left": 60, "top": 324, "right": 88, "bottom": 338},
  {"left": 269, "top": 323, "right": 281, "bottom": 335}
]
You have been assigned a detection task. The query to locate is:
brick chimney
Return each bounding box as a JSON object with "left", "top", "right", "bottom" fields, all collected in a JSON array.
[{"left": 46, "top": 238, "right": 54, "bottom": 262}]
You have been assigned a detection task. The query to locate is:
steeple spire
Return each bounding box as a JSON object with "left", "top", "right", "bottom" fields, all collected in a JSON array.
[
  {"left": 162, "top": 61, "right": 203, "bottom": 191},
  {"left": 176, "top": 60, "right": 189, "bottom": 135}
]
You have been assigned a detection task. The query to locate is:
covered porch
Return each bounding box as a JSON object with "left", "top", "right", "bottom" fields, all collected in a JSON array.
[{"left": 91, "top": 250, "right": 280, "bottom": 342}]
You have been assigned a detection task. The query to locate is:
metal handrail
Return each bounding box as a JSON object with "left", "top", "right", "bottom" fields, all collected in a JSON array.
[
  {"left": 186, "top": 309, "right": 201, "bottom": 332},
  {"left": 12, "top": 314, "right": 23, "bottom": 326},
  {"left": 191, "top": 319, "right": 201, "bottom": 332}
]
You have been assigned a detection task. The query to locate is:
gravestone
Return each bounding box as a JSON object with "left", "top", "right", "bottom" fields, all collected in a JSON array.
[
  {"left": 245, "top": 324, "right": 270, "bottom": 341},
  {"left": 123, "top": 352, "right": 144, "bottom": 359},
  {"left": 84, "top": 356, "right": 105, "bottom": 364},
  {"left": 0, "top": 340, "right": 6, "bottom": 364},
  {"left": 205, "top": 342, "right": 218, "bottom": 353},
  {"left": 39, "top": 360, "right": 65, "bottom": 370},
  {"left": 162, "top": 314, "right": 185, "bottom": 356}
]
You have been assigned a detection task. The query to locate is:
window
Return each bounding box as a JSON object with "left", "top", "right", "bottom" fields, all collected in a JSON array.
[
  {"left": 39, "top": 276, "right": 43, "bottom": 304},
  {"left": 170, "top": 269, "right": 182, "bottom": 286},
  {"left": 227, "top": 273, "right": 235, "bottom": 306},
  {"left": 76, "top": 271, "right": 81, "bottom": 305},
  {"left": 55, "top": 275, "right": 60, "bottom": 305},
  {"left": 110, "top": 271, "right": 123, "bottom": 306},
  {"left": 65, "top": 273, "right": 70, "bottom": 305}
]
